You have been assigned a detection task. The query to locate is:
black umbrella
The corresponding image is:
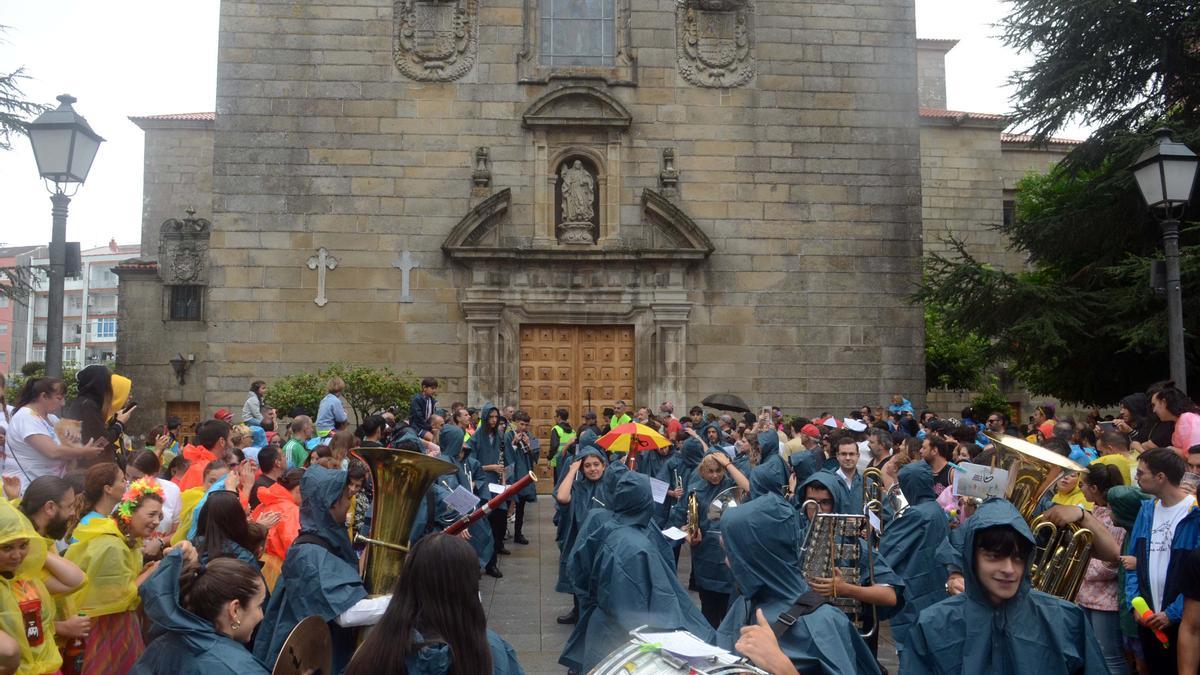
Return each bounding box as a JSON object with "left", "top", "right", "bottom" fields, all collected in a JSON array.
[{"left": 701, "top": 393, "right": 751, "bottom": 414}]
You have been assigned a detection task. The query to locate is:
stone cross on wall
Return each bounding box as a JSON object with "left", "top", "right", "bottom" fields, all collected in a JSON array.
[
  {"left": 392, "top": 250, "right": 419, "bottom": 303},
  {"left": 307, "top": 247, "right": 338, "bottom": 307}
]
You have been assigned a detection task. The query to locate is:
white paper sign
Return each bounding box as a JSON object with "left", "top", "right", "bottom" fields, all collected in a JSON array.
[
  {"left": 868, "top": 510, "right": 881, "bottom": 533},
  {"left": 661, "top": 526, "right": 687, "bottom": 541},
  {"left": 639, "top": 631, "right": 729, "bottom": 659},
  {"left": 955, "top": 462, "right": 1010, "bottom": 500},
  {"left": 487, "top": 483, "right": 505, "bottom": 495},
  {"left": 649, "top": 477, "right": 669, "bottom": 504},
  {"left": 443, "top": 486, "right": 478, "bottom": 517}
]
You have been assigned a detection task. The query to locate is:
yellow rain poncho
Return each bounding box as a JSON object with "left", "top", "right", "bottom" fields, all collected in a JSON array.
[
  {"left": 64, "top": 515, "right": 141, "bottom": 617},
  {"left": 0, "top": 501, "right": 61, "bottom": 674}
]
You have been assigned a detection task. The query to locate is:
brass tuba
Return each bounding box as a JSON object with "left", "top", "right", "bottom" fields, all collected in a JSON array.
[
  {"left": 983, "top": 433, "right": 1093, "bottom": 600},
  {"left": 351, "top": 447, "right": 456, "bottom": 595},
  {"left": 706, "top": 486, "right": 747, "bottom": 522}
]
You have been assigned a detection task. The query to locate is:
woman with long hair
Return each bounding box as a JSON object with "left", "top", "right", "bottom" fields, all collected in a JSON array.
[
  {"left": 62, "top": 365, "right": 136, "bottom": 465},
  {"left": 1151, "top": 381, "right": 1200, "bottom": 456},
  {"left": 192, "top": 490, "right": 258, "bottom": 566},
  {"left": 131, "top": 541, "right": 268, "bottom": 674},
  {"left": 465, "top": 404, "right": 512, "bottom": 577},
  {"left": 345, "top": 533, "right": 522, "bottom": 675},
  {"left": 3, "top": 378, "right": 105, "bottom": 490},
  {"left": 65, "top": 477, "right": 165, "bottom": 673},
  {"left": 553, "top": 446, "right": 610, "bottom": 625}
]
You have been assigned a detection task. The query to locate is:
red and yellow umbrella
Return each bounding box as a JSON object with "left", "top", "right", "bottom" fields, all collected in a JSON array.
[{"left": 596, "top": 422, "right": 670, "bottom": 456}]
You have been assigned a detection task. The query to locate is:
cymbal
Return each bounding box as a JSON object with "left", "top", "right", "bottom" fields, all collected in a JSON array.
[{"left": 272, "top": 616, "right": 332, "bottom": 675}]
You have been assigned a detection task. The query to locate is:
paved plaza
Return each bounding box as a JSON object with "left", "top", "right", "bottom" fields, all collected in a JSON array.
[{"left": 480, "top": 501, "right": 900, "bottom": 674}]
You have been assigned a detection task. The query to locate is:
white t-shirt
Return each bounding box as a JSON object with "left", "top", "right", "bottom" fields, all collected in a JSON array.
[
  {"left": 2, "top": 407, "right": 65, "bottom": 491},
  {"left": 154, "top": 477, "right": 183, "bottom": 535},
  {"left": 0, "top": 405, "right": 13, "bottom": 433},
  {"left": 1148, "top": 495, "right": 1197, "bottom": 611}
]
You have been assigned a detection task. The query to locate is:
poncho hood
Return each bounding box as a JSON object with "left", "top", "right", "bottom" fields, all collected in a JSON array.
[
  {"left": 898, "top": 460, "right": 937, "bottom": 505},
  {"left": 0, "top": 500, "right": 46, "bottom": 576},
  {"left": 439, "top": 424, "right": 466, "bottom": 460},
  {"left": 749, "top": 453, "right": 789, "bottom": 499},
  {"left": 959, "top": 498, "right": 1034, "bottom": 607},
  {"left": 609, "top": 470, "right": 654, "bottom": 527},
  {"left": 799, "top": 470, "right": 844, "bottom": 511},
  {"left": 298, "top": 465, "right": 356, "bottom": 564},
  {"left": 720, "top": 493, "right": 809, "bottom": 602}
]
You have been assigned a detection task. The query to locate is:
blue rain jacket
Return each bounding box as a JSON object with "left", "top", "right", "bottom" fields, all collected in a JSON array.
[
  {"left": 253, "top": 466, "right": 366, "bottom": 673},
  {"left": 555, "top": 446, "right": 610, "bottom": 593},
  {"left": 404, "top": 628, "right": 525, "bottom": 675},
  {"left": 466, "top": 403, "right": 512, "bottom": 509},
  {"left": 669, "top": 454, "right": 735, "bottom": 593},
  {"left": 132, "top": 550, "right": 269, "bottom": 675},
  {"left": 902, "top": 498, "right": 1106, "bottom": 675},
  {"left": 506, "top": 427, "right": 539, "bottom": 503},
  {"left": 877, "top": 462, "right": 950, "bottom": 648},
  {"left": 749, "top": 452, "right": 790, "bottom": 499},
  {"left": 716, "top": 493, "right": 881, "bottom": 674},
  {"left": 566, "top": 470, "right": 713, "bottom": 672}
]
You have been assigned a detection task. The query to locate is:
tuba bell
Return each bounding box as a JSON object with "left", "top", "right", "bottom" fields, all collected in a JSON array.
[
  {"left": 351, "top": 447, "right": 456, "bottom": 595},
  {"left": 983, "top": 433, "right": 1094, "bottom": 600}
]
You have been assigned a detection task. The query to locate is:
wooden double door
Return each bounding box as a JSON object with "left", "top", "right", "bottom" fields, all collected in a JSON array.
[{"left": 518, "top": 325, "right": 636, "bottom": 442}]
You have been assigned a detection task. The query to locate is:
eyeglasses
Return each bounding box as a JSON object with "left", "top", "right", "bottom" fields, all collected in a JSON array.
[{"left": 987, "top": 418, "right": 1001, "bottom": 423}]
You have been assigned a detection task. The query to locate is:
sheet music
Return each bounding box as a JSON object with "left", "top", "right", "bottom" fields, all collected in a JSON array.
[{"left": 649, "top": 477, "right": 669, "bottom": 504}]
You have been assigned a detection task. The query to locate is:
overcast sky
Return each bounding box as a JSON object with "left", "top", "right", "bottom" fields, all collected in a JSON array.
[{"left": 0, "top": 0, "right": 1071, "bottom": 250}]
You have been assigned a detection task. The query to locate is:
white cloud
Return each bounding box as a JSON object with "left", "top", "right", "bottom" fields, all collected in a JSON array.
[{"left": 0, "top": 1, "right": 1089, "bottom": 250}]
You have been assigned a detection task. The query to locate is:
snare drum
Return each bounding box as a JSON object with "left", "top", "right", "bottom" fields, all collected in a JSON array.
[{"left": 588, "top": 626, "right": 770, "bottom": 675}]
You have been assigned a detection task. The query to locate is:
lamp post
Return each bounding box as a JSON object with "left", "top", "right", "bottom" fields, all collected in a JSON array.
[
  {"left": 26, "top": 94, "right": 104, "bottom": 377},
  {"left": 1132, "top": 128, "right": 1200, "bottom": 392}
]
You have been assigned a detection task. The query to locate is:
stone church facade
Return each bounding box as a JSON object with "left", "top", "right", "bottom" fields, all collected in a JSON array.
[{"left": 115, "top": 1, "right": 1067, "bottom": 436}]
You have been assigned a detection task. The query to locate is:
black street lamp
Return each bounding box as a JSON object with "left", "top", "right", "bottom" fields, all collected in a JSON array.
[
  {"left": 27, "top": 94, "right": 104, "bottom": 377},
  {"left": 1132, "top": 128, "right": 1200, "bottom": 392}
]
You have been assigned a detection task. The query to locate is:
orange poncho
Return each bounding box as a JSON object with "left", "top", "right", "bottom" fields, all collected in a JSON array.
[
  {"left": 249, "top": 482, "right": 300, "bottom": 591},
  {"left": 174, "top": 444, "right": 216, "bottom": 491}
]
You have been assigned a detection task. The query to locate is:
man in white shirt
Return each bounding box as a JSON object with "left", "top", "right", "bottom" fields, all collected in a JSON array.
[{"left": 1124, "top": 447, "right": 1200, "bottom": 672}]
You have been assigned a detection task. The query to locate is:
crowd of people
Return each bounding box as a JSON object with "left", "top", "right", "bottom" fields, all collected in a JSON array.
[{"left": 0, "top": 366, "right": 1199, "bottom": 674}]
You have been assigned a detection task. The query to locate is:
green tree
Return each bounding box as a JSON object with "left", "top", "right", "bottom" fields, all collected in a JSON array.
[
  {"left": 263, "top": 365, "right": 420, "bottom": 426},
  {"left": 924, "top": 305, "right": 990, "bottom": 390},
  {"left": 263, "top": 371, "right": 325, "bottom": 420},
  {"left": 917, "top": 1, "right": 1200, "bottom": 404}
]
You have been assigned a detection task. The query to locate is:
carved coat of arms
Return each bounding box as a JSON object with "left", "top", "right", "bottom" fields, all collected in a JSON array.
[
  {"left": 677, "top": 0, "right": 755, "bottom": 88},
  {"left": 394, "top": 0, "right": 478, "bottom": 82},
  {"left": 158, "top": 209, "right": 211, "bottom": 286}
]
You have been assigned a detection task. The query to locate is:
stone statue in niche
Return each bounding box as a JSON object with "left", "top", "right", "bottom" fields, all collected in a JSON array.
[
  {"left": 677, "top": 0, "right": 755, "bottom": 88},
  {"left": 558, "top": 160, "right": 597, "bottom": 244}
]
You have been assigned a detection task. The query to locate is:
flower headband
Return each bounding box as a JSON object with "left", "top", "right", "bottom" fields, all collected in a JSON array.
[{"left": 115, "top": 477, "right": 164, "bottom": 524}]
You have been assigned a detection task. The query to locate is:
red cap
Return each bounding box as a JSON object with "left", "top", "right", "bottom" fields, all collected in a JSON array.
[
  {"left": 214, "top": 408, "right": 233, "bottom": 422},
  {"left": 801, "top": 424, "right": 821, "bottom": 439}
]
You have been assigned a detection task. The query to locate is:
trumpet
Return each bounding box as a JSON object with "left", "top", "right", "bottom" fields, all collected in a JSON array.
[{"left": 686, "top": 492, "right": 699, "bottom": 536}]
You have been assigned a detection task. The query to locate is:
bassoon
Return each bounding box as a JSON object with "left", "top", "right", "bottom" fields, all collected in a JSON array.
[{"left": 444, "top": 471, "right": 538, "bottom": 535}]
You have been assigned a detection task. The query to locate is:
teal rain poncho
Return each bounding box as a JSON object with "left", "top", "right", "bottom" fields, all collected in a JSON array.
[
  {"left": 796, "top": 471, "right": 907, "bottom": 623},
  {"left": 408, "top": 426, "right": 494, "bottom": 567},
  {"left": 253, "top": 466, "right": 367, "bottom": 673},
  {"left": 902, "top": 498, "right": 1106, "bottom": 675},
  {"left": 669, "top": 453, "right": 735, "bottom": 594},
  {"left": 466, "top": 403, "right": 512, "bottom": 501},
  {"left": 877, "top": 461, "right": 950, "bottom": 650},
  {"left": 506, "top": 425, "right": 539, "bottom": 503},
  {"left": 749, "top": 452, "right": 790, "bottom": 499},
  {"left": 404, "top": 629, "right": 525, "bottom": 675},
  {"left": 716, "top": 493, "right": 881, "bottom": 674},
  {"left": 555, "top": 446, "right": 610, "bottom": 593},
  {"left": 132, "top": 550, "right": 269, "bottom": 675},
  {"left": 566, "top": 470, "right": 714, "bottom": 672}
]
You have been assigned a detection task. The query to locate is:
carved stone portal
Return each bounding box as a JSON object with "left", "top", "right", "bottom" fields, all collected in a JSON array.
[
  {"left": 158, "top": 208, "right": 211, "bottom": 286},
  {"left": 394, "top": 0, "right": 479, "bottom": 82},
  {"left": 676, "top": 0, "right": 755, "bottom": 88}
]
